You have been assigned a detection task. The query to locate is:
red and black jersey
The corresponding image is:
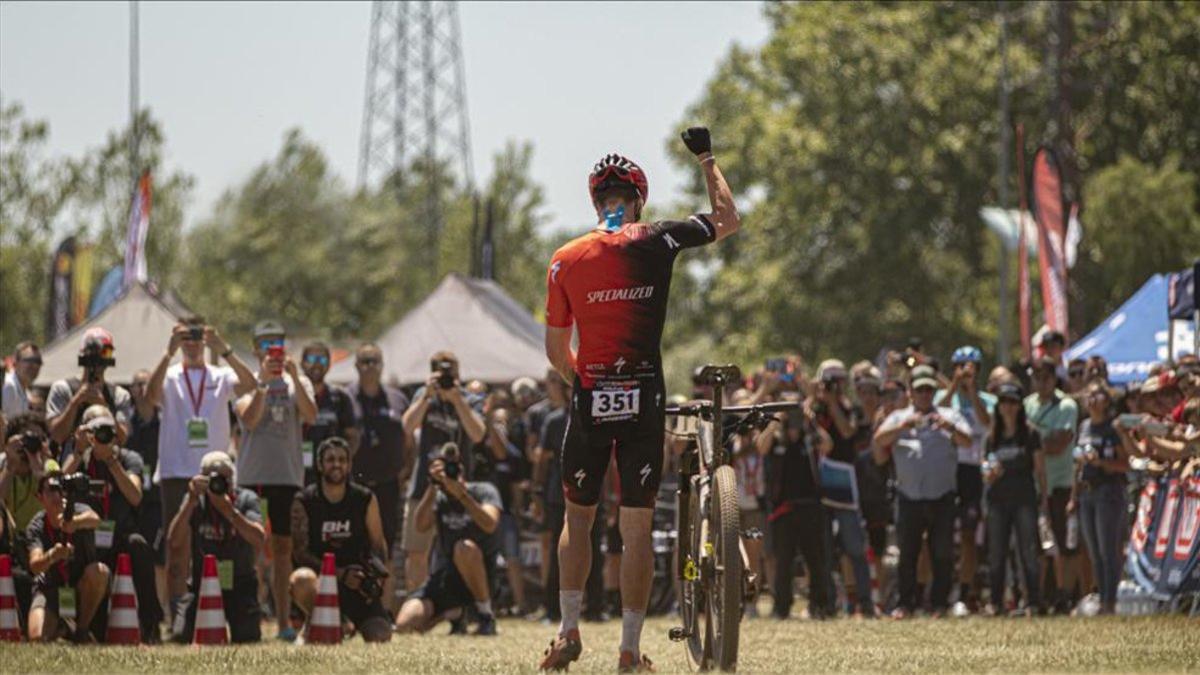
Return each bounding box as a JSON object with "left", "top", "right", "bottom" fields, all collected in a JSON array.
[{"left": 545, "top": 216, "right": 716, "bottom": 388}]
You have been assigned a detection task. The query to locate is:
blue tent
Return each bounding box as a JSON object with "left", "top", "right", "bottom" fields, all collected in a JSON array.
[{"left": 1067, "top": 275, "right": 1196, "bottom": 385}]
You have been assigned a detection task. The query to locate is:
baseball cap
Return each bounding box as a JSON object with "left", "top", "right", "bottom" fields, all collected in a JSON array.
[
  {"left": 816, "top": 359, "right": 847, "bottom": 382},
  {"left": 81, "top": 404, "right": 115, "bottom": 429},
  {"left": 952, "top": 346, "right": 982, "bottom": 365},
  {"left": 80, "top": 327, "right": 114, "bottom": 351},
  {"left": 853, "top": 365, "right": 883, "bottom": 388},
  {"left": 253, "top": 320, "right": 286, "bottom": 339},
  {"left": 510, "top": 377, "right": 538, "bottom": 398},
  {"left": 910, "top": 365, "right": 939, "bottom": 390},
  {"left": 1039, "top": 330, "right": 1066, "bottom": 347}
]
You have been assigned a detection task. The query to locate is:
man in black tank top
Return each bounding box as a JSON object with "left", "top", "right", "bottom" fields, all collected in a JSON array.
[{"left": 288, "top": 438, "right": 392, "bottom": 642}]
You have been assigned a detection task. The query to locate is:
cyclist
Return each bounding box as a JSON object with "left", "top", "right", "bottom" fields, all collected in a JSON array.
[{"left": 539, "top": 127, "right": 739, "bottom": 672}]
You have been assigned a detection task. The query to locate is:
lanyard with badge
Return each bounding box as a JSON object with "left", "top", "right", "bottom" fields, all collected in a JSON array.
[
  {"left": 85, "top": 457, "right": 117, "bottom": 550},
  {"left": 45, "top": 519, "right": 76, "bottom": 619},
  {"left": 184, "top": 366, "right": 209, "bottom": 450}
]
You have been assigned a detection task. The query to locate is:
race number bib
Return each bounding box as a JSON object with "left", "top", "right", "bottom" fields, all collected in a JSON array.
[{"left": 591, "top": 386, "right": 640, "bottom": 423}]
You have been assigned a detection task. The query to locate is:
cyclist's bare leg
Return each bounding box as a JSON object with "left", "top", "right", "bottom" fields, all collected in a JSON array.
[
  {"left": 618, "top": 506, "right": 654, "bottom": 659},
  {"left": 559, "top": 500, "right": 598, "bottom": 633}
]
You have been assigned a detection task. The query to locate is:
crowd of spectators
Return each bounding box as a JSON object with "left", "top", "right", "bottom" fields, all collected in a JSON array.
[{"left": 2, "top": 322, "right": 1198, "bottom": 643}]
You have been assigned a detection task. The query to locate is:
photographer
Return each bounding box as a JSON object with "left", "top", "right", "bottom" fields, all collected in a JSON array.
[
  {"left": 289, "top": 437, "right": 392, "bottom": 642},
  {"left": 811, "top": 359, "right": 873, "bottom": 617},
  {"left": 167, "top": 451, "right": 266, "bottom": 643},
  {"left": 395, "top": 443, "right": 501, "bottom": 636},
  {"left": 762, "top": 391, "right": 835, "bottom": 619},
  {"left": 400, "top": 351, "right": 485, "bottom": 591},
  {"left": 145, "top": 316, "right": 254, "bottom": 622},
  {"left": 935, "top": 346, "right": 995, "bottom": 615},
  {"left": 60, "top": 405, "right": 161, "bottom": 641},
  {"left": 24, "top": 466, "right": 109, "bottom": 642},
  {"left": 46, "top": 328, "right": 132, "bottom": 456},
  {"left": 874, "top": 365, "right": 972, "bottom": 618},
  {"left": 2, "top": 413, "right": 54, "bottom": 531},
  {"left": 235, "top": 320, "right": 316, "bottom": 641}
]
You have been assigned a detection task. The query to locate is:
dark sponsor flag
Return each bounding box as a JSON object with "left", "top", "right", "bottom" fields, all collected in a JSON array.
[
  {"left": 45, "top": 236, "right": 76, "bottom": 341},
  {"left": 1167, "top": 262, "right": 1196, "bottom": 321}
]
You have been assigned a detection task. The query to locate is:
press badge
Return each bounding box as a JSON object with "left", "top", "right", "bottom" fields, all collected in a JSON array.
[
  {"left": 187, "top": 418, "right": 209, "bottom": 449},
  {"left": 302, "top": 441, "right": 314, "bottom": 469},
  {"left": 218, "top": 559, "right": 234, "bottom": 591},
  {"left": 96, "top": 520, "right": 116, "bottom": 549},
  {"left": 58, "top": 587, "right": 77, "bottom": 620}
]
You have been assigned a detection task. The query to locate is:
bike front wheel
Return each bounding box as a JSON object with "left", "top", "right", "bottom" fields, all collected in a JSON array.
[{"left": 709, "top": 465, "right": 742, "bottom": 671}]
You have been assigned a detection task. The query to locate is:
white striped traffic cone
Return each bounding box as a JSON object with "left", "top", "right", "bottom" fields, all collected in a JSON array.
[
  {"left": 105, "top": 552, "right": 140, "bottom": 644},
  {"left": 865, "top": 546, "right": 882, "bottom": 611},
  {"left": 193, "top": 554, "right": 228, "bottom": 645},
  {"left": 0, "top": 555, "right": 20, "bottom": 642},
  {"left": 305, "top": 552, "right": 342, "bottom": 644}
]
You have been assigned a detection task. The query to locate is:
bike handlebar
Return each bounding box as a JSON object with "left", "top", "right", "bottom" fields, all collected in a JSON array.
[{"left": 664, "top": 400, "right": 799, "bottom": 417}]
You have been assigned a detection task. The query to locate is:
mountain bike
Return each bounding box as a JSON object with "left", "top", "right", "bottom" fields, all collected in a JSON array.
[{"left": 666, "top": 365, "right": 797, "bottom": 671}]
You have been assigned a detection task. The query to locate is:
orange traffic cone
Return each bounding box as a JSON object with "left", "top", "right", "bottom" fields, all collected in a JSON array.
[
  {"left": 305, "top": 552, "right": 342, "bottom": 644},
  {"left": 0, "top": 554, "right": 21, "bottom": 642},
  {"left": 193, "top": 554, "right": 228, "bottom": 645},
  {"left": 105, "top": 552, "right": 140, "bottom": 644}
]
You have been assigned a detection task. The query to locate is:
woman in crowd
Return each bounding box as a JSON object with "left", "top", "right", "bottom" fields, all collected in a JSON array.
[
  {"left": 1069, "top": 383, "right": 1129, "bottom": 615},
  {"left": 982, "top": 382, "right": 1044, "bottom": 616}
]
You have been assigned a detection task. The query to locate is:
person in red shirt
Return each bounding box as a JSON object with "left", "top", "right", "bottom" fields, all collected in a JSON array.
[{"left": 540, "top": 127, "right": 739, "bottom": 672}]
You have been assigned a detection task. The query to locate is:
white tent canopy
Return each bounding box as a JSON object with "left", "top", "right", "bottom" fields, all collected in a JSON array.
[
  {"left": 327, "top": 274, "right": 548, "bottom": 386},
  {"left": 35, "top": 282, "right": 198, "bottom": 386}
]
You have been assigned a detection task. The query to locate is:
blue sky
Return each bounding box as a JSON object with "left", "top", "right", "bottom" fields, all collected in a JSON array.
[{"left": 0, "top": 1, "right": 768, "bottom": 232}]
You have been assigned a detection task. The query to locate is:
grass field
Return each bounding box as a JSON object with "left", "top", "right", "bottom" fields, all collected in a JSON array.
[{"left": 1, "top": 612, "right": 1197, "bottom": 673}]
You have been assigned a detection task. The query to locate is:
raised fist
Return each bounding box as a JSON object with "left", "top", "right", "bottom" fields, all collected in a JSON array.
[{"left": 681, "top": 127, "right": 711, "bottom": 156}]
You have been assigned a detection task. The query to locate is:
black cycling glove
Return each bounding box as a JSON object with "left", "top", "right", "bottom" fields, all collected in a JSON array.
[{"left": 681, "top": 127, "right": 711, "bottom": 156}]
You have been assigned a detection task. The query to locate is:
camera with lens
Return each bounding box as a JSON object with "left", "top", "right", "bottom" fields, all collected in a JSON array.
[
  {"left": 432, "top": 359, "right": 456, "bottom": 389},
  {"left": 357, "top": 555, "right": 390, "bottom": 600},
  {"left": 188, "top": 326, "right": 204, "bottom": 341},
  {"left": 1073, "top": 444, "right": 1098, "bottom": 462},
  {"left": 90, "top": 423, "right": 116, "bottom": 445},
  {"left": 20, "top": 431, "right": 44, "bottom": 454},
  {"left": 206, "top": 470, "right": 230, "bottom": 496},
  {"left": 56, "top": 471, "right": 105, "bottom": 523},
  {"left": 438, "top": 442, "right": 461, "bottom": 482},
  {"left": 78, "top": 346, "right": 116, "bottom": 372}
]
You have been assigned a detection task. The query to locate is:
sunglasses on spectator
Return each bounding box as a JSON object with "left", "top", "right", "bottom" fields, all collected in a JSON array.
[
  {"left": 18, "top": 356, "right": 43, "bottom": 365},
  {"left": 1069, "top": 369, "right": 1085, "bottom": 378},
  {"left": 257, "top": 338, "right": 285, "bottom": 351},
  {"left": 304, "top": 354, "right": 330, "bottom": 366},
  {"left": 357, "top": 358, "right": 381, "bottom": 366}
]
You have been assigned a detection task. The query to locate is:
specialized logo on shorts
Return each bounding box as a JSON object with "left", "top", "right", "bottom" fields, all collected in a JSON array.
[
  {"left": 663, "top": 232, "right": 681, "bottom": 250},
  {"left": 321, "top": 519, "right": 352, "bottom": 541},
  {"left": 614, "top": 357, "right": 627, "bottom": 374},
  {"left": 575, "top": 468, "right": 587, "bottom": 487},
  {"left": 550, "top": 260, "right": 563, "bottom": 282},
  {"left": 640, "top": 463, "right": 652, "bottom": 486},
  {"left": 585, "top": 285, "right": 654, "bottom": 304}
]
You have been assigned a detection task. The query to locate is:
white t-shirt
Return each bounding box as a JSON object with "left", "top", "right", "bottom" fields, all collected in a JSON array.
[
  {"left": 158, "top": 363, "right": 241, "bottom": 480},
  {"left": 1, "top": 371, "right": 30, "bottom": 418}
]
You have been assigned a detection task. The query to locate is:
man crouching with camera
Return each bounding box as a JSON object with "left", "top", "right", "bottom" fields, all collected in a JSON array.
[
  {"left": 395, "top": 442, "right": 501, "bottom": 636},
  {"left": 24, "top": 463, "right": 108, "bottom": 642},
  {"left": 168, "top": 451, "right": 266, "bottom": 643},
  {"left": 289, "top": 437, "right": 393, "bottom": 642}
]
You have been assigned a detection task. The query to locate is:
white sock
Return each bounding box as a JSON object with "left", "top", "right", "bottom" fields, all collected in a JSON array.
[
  {"left": 619, "top": 609, "right": 645, "bottom": 657},
  {"left": 475, "top": 600, "right": 493, "bottom": 617},
  {"left": 559, "top": 590, "right": 583, "bottom": 634}
]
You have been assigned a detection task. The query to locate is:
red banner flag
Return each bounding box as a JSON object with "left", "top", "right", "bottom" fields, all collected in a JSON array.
[
  {"left": 123, "top": 171, "right": 153, "bottom": 288},
  {"left": 1015, "top": 125, "right": 1032, "bottom": 359},
  {"left": 1031, "top": 148, "right": 1069, "bottom": 336}
]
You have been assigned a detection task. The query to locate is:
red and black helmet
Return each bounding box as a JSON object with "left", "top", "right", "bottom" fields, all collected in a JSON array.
[{"left": 589, "top": 153, "right": 648, "bottom": 206}]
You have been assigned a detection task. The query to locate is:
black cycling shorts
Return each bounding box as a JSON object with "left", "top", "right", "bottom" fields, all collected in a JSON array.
[
  {"left": 249, "top": 484, "right": 299, "bottom": 537},
  {"left": 562, "top": 376, "right": 665, "bottom": 509}
]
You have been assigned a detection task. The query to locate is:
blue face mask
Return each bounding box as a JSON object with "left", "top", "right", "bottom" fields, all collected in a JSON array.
[{"left": 602, "top": 204, "right": 625, "bottom": 231}]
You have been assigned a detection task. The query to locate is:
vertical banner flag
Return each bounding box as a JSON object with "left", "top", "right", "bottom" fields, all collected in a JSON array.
[
  {"left": 45, "top": 237, "right": 77, "bottom": 341},
  {"left": 70, "top": 243, "right": 94, "bottom": 326},
  {"left": 123, "top": 171, "right": 153, "bottom": 288},
  {"left": 1031, "top": 148, "right": 1070, "bottom": 336},
  {"left": 1015, "top": 125, "right": 1032, "bottom": 359}
]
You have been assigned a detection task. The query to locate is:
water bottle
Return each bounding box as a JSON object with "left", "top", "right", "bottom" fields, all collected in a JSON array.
[{"left": 1066, "top": 512, "right": 1079, "bottom": 551}]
